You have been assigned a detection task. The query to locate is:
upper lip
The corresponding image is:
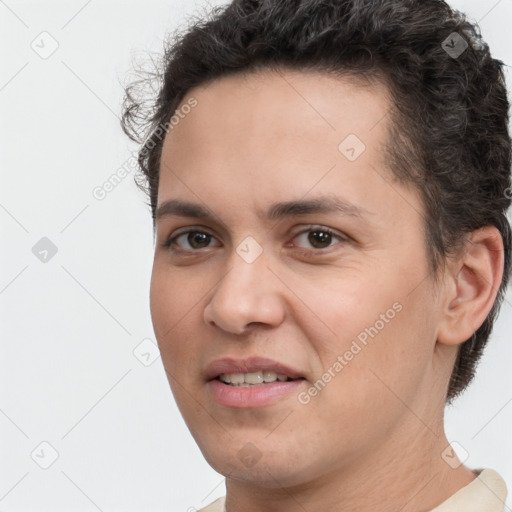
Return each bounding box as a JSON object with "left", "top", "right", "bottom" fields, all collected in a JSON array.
[{"left": 204, "top": 357, "right": 305, "bottom": 381}]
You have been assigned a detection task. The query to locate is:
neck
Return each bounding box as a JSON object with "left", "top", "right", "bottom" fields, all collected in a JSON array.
[{"left": 224, "top": 409, "right": 476, "bottom": 512}]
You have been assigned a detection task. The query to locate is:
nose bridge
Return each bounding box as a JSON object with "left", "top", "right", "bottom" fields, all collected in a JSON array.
[
  {"left": 220, "top": 232, "right": 268, "bottom": 290},
  {"left": 203, "top": 236, "right": 285, "bottom": 334},
  {"left": 228, "top": 236, "right": 267, "bottom": 291}
]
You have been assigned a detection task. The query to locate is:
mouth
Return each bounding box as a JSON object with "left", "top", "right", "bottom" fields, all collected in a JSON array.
[
  {"left": 205, "top": 357, "right": 307, "bottom": 408},
  {"left": 216, "top": 370, "right": 305, "bottom": 387},
  {"left": 205, "top": 356, "right": 305, "bottom": 383}
]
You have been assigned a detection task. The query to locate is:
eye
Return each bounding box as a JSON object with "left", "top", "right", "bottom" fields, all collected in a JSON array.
[
  {"left": 161, "top": 225, "right": 347, "bottom": 254},
  {"left": 290, "top": 225, "right": 347, "bottom": 252},
  {"left": 162, "top": 229, "right": 220, "bottom": 251}
]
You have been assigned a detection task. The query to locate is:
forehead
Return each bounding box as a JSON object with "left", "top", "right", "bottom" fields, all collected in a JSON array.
[
  {"left": 156, "top": 68, "right": 422, "bottom": 227},
  {"left": 162, "top": 68, "right": 392, "bottom": 157},
  {"left": 160, "top": 68, "right": 393, "bottom": 179}
]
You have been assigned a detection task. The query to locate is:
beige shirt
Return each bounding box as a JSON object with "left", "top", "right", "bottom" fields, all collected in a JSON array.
[{"left": 198, "top": 468, "right": 508, "bottom": 512}]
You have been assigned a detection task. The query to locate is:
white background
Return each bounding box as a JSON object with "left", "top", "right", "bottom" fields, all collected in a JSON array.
[{"left": 1, "top": 0, "right": 511, "bottom": 510}]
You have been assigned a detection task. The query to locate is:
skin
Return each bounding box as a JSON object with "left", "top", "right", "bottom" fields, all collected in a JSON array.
[{"left": 150, "top": 68, "right": 504, "bottom": 512}]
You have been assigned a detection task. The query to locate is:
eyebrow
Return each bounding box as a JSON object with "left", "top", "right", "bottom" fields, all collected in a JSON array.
[{"left": 155, "top": 195, "right": 372, "bottom": 225}]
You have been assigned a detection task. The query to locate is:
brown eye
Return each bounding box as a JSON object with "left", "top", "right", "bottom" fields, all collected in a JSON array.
[
  {"left": 185, "top": 232, "right": 212, "bottom": 249},
  {"left": 307, "top": 230, "right": 333, "bottom": 249},
  {"left": 163, "top": 230, "right": 220, "bottom": 251},
  {"left": 292, "top": 226, "right": 345, "bottom": 251}
]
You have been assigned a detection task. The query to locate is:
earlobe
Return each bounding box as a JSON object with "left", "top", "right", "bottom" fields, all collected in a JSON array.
[{"left": 437, "top": 226, "right": 504, "bottom": 346}]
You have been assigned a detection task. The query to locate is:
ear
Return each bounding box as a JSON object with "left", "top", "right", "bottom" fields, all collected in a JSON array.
[{"left": 437, "top": 226, "right": 505, "bottom": 346}]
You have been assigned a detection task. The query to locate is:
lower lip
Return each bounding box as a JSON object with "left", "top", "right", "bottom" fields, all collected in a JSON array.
[{"left": 207, "top": 378, "right": 305, "bottom": 408}]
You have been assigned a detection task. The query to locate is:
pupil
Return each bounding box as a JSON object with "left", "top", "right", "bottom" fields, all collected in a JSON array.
[
  {"left": 189, "top": 232, "right": 210, "bottom": 248},
  {"left": 309, "top": 230, "right": 331, "bottom": 248}
]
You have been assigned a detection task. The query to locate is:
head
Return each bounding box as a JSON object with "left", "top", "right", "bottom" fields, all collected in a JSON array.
[{"left": 122, "top": 0, "right": 511, "bottom": 487}]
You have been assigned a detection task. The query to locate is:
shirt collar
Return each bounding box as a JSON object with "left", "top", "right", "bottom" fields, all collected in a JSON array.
[{"left": 429, "top": 468, "right": 508, "bottom": 512}]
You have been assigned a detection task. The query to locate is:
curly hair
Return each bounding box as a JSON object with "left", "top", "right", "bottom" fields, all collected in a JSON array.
[{"left": 121, "top": 0, "right": 512, "bottom": 403}]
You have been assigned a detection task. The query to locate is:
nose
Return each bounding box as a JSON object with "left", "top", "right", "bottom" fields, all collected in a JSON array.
[{"left": 203, "top": 248, "right": 286, "bottom": 335}]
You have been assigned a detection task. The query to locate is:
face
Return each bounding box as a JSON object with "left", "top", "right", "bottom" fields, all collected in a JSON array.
[{"left": 150, "top": 69, "right": 448, "bottom": 487}]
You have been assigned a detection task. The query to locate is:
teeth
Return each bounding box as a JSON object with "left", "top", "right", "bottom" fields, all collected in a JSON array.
[
  {"left": 263, "top": 371, "right": 277, "bottom": 382},
  {"left": 230, "top": 373, "right": 245, "bottom": 385},
  {"left": 245, "top": 371, "right": 264, "bottom": 384},
  {"left": 219, "top": 370, "right": 293, "bottom": 386}
]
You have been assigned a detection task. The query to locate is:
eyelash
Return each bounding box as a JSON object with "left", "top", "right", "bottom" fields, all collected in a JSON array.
[{"left": 161, "top": 225, "right": 347, "bottom": 255}]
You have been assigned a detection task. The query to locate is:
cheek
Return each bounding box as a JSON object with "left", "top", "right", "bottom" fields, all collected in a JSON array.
[
  {"left": 149, "top": 266, "right": 172, "bottom": 341},
  {"left": 307, "top": 269, "right": 436, "bottom": 401},
  {"left": 150, "top": 270, "right": 204, "bottom": 416},
  {"left": 149, "top": 266, "right": 197, "bottom": 364},
  {"left": 296, "top": 273, "right": 399, "bottom": 354},
  {"left": 301, "top": 304, "right": 434, "bottom": 457},
  {"left": 336, "top": 297, "right": 434, "bottom": 410}
]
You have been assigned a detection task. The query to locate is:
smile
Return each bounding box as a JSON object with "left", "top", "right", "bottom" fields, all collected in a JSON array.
[{"left": 218, "top": 370, "right": 298, "bottom": 386}]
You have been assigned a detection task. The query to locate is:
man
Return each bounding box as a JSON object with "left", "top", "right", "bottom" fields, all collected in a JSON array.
[{"left": 122, "top": 0, "right": 511, "bottom": 510}]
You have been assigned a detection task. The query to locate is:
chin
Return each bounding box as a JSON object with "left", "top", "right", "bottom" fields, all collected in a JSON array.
[{"left": 200, "top": 440, "right": 319, "bottom": 489}]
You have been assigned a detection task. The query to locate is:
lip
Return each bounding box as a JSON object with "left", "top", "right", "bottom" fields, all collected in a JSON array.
[
  {"left": 204, "top": 356, "right": 304, "bottom": 381},
  {"left": 204, "top": 356, "right": 307, "bottom": 409},
  {"left": 208, "top": 379, "right": 305, "bottom": 408}
]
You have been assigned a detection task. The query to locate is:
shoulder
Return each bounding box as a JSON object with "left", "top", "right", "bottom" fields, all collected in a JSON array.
[
  {"left": 197, "top": 496, "right": 226, "bottom": 512},
  {"left": 429, "top": 468, "right": 508, "bottom": 512}
]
